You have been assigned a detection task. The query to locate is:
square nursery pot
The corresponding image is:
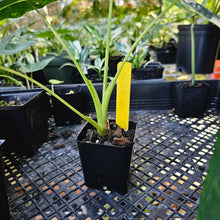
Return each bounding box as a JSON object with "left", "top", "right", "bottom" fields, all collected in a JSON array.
[
  {"left": 52, "top": 86, "right": 82, "bottom": 126},
  {"left": 77, "top": 120, "right": 136, "bottom": 195},
  {"left": 0, "top": 90, "right": 50, "bottom": 156},
  {"left": 173, "top": 81, "right": 210, "bottom": 118},
  {"left": 0, "top": 140, "right": 10, "bottom": 219},
  {"left": 132, "top": 62, "right": 164, "bottom": 80}
]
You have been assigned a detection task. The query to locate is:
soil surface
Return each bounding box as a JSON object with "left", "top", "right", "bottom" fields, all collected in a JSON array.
[
  {"left": 0, "top": 100, "right": 24, "bottom": 106},
  {"left": 83, "top": 121, "right": 135, "bottom": 146}
]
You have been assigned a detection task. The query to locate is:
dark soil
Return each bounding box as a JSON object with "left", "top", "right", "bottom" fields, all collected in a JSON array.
[
  {"left": 83, "top": 121, "right": 135, "bottom": 147},
  {"left": 176, "top": 81, "right": 208, "bottom": 89}
]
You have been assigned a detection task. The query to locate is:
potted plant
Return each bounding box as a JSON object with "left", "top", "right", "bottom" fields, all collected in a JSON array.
[
  {"left": 115, "top": 41, "right": 164, "bottom": 80},
  {"left": 175, "top": 0, "right": 220, "bottom": 74},
  {"left": 0, "top": 89, "right": 50, "bottom": 156},
  {"left": 50, "top": 82, "right": 82, "bottom": 126},
  {"left": 172, "top": 0, "right": 220, "bottom": 118},
  {"left": 0, "top": 0, "right": 190, "bottom": 193},
  {"left": 83, "top": 23, "right": 124, "bottom": 77}
]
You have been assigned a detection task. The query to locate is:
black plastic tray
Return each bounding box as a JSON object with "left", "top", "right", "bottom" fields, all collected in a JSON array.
[
  {"left": 0, "top": 90, "right": 50, "bottom": 156},
  {"left": 0, "top": 140, "right": 10, "bottom": 219}
]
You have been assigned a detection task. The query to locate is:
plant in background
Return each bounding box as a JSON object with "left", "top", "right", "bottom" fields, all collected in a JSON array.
[
  {"left": 115, "top": 41, "right": 148, "bottom": 69},
  {"left": 2, "top": 0, "right": 214, "bottom": 137},
  {"left": 61, "top": 40, "right": 89, "bottom": 75},
  {"left": 83, "top": 23, "right": 123, "bottom": 60},
  {"left": 35, "top": 24, "right": 79, "bottom": 57},
  {"left": 88, "top": 57, "right": 105, "bottom": 80}
]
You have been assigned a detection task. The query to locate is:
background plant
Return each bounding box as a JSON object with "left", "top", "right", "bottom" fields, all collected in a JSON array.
[{"left": 0, "top": 0, "right": 181, "bottom": 137}]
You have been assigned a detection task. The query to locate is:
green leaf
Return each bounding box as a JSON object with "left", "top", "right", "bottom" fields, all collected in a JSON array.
[
  {"left": 0, "top": 32, "right": 37, "bottom": 55},
  {"left": 197, "top": 126, "right": 220, "bottom": 220},
  {"left": 49, "top": 79, "right": 64, "bottom": 85},
  {"left": 181, "top": 0, "right": 220, "bottom": 27},
  {"left": 0, "top": 0, "right": 58, "bottom": 21},
  {"left": 19, "top": 57, "right": 54, "bottom": 73},
  {"left": 83, "top": 24, "right": 103, "bottom": 42}
]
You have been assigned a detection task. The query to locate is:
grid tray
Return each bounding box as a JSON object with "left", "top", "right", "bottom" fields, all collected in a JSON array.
[{"left": 4, "top": 110, "right": 219, "bottom": 220}]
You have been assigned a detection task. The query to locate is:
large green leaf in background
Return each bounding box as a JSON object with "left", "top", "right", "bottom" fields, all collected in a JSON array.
[
  {"left": 181, "top": 0, "right": 220, "bottom": 27},
  {"left": 0, "top": 0, "right": 57, "bottom": 21},
  {"left": 19, "top": 57, "right": 54, "bottom": 73},
  {"left": 197, "top": 126, "right": 220, "bottom": 220}
]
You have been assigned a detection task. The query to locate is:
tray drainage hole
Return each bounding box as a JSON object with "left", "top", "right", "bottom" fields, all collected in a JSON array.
[
  {"left": 63, "top": 209, "right": 70, "bottom": 215},
  {"left": 131, "top": 209, "right": 137, "bottom": 216},
  {"left": 110, "top": 208, "right": 116, "bottom": 215},
  {"left": 44, "top": 209, "right": 52, "bottom": 215},
  {"left": 178, "top": 208, "right": 187, "bottom": 215},
  {"left": 34, "top": 215, "right": 43, "bottom": 220},
  {"left": 97, "top": 208, "right": 104, "bottom": 215},
  {"left": 144, "top": 209, "right": 151, "bottom": 215}
]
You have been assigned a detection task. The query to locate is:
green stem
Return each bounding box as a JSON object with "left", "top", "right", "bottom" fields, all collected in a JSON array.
[
  {"left": 191, "top": 23, "right": 195, "bottom": 86},
  {"left": 102, "top": 0, "right": 113, "bottom": 97},
  {"left": 0, "top": 65, "right": 105, "bottom": 135},
  {"left": 24, "top": 73, "right": 30, "bottom": 89},
  {"left": 28, "top": 1, "right": 104, "bottom": 129},
  {"left": 102, "top": 0, "right": 180, "bottom": 121},
  {"left": 0, "top": 74, "right": 26, "bottom": 89}
]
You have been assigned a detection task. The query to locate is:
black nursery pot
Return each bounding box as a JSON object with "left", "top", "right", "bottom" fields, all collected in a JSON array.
[
  {"left": 108, "top": 56, "right": 123, "bottom": 77},
  {"left": 0, "top": 90, "right": 50, "bottom": 156},
  {"left": 42, "top": 54, "right": 83, "bottom": 84},
  {"left": 173, "top": 81, "right": 210, "bottom": 118},
  {"left": 77, "top": 120, "right": 136, "bottom": 194},
  {"left": 132, "top": 62, "right": 164, "bottom": 80},
  {"left": 0, "top": 140, "right": 10, "bottom": 219},
  {"left": 52, "top": 86, "right": 82, "bottom": 126},
  {"left": 176, "top": 24, "right": 220, "bottom": 74}
]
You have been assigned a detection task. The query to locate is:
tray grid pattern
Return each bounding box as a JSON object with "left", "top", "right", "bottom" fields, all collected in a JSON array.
[{"left": 4, "top": 110, "right": 219, "bottom": 220}]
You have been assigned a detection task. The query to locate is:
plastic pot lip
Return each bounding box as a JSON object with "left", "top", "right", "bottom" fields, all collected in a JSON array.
[
  {"left": 173, "top": 81, "right": 210, "bottom": 89},
  {"left": 77, "top": 119, "right": 137, "bottom": 149},
  {"left": 178, "top": 24, "right": 220, "bottom": 31},
  {"left": 0, "top": 90, "right": 44, "bottom": 110},
  {"left": 54, "top": 85, "right": 82, "bottom": 96}
]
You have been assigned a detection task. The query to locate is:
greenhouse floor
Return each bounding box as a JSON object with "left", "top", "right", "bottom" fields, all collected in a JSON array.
[{"left": 4, "top": 110, "right": 219, "bottom": 220}]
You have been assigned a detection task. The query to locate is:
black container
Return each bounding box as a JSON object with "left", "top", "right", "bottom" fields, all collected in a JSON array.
[
  {"left": 108, "top": 56, "right": 123, "bottom": 76},
  {"left": 52, "top": 86, "right": 82, "bottom": 126},
  {"left": 173, "top": 81, "right": 210, "bottom": 118},
  {"left": 42, "top": 54, "right": 83, "bottom": 84},
  {"left": 77, "top": 120, "right": 136, "bottom": 194},
  {"left": 0, "top": 90, "right": 50, "bottom": 156},
  {"left": 0, "top": 140, "right": 10, "bottom": 220},
  {"left": 132, "top": 62, "right": 164, "bottom": 80},
  {"left": 176, "top": 24, "right": 220, "bottom": 74}
]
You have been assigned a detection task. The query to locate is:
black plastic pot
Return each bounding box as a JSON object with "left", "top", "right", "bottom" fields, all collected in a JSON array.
[
  {"left": 149, "top": 39, "right": 177, "bottom": 64},
  {"left": 173, "top": 81, "right": 210, "bottom": 118},
  {"left": 132, "top": 62, "right": 164, "bottom": 80},
  {"left": 108, "top": 56, "right": 123, "bottom": 76},
  {"left": 0, "top": 90, "right": 50, "bottom": 156},
  {"left": 77, "top": 120, "right": 136, "bottom": 194},
  {"left": 42, "top": 54, "right": 82, "bottom": 84},
  {"left": 176, "top": 24, "right": 220, "bottom": 74},
  {"left": 0, "top": 140, "right": 10, "bottom": 220},
  {"left": 52, "top": 86, "right": 82, "bottom": 126}
]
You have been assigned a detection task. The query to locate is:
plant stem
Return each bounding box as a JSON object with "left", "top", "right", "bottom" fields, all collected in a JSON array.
[
  {"left": 102, "top": 0, "right": 180, "bottom": 120},
  {"left": 191, "top": 23, "right": 195, "bottom": 86},
  {"left": 102, "top": 0, "right": 113, "bottom": 96},
  {"left": 0, "top": 65, "right": 105, "bottom": 135},
  {"left": 0, "top": 74, "right": 26, "bottom": 89},
  {"left": 28, "top": 1, "right": 105, "bottom": 130}
]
